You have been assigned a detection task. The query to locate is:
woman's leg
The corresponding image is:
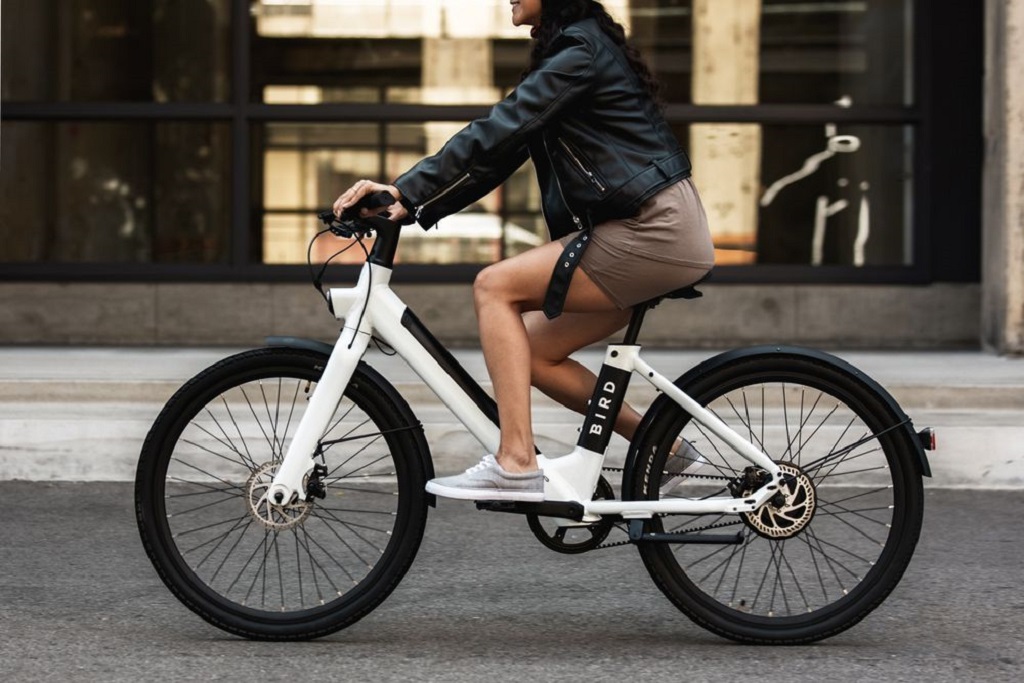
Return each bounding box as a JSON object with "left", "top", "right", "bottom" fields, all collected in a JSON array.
[
  {"left": 474, "top": 240, "right": 621, "bottom": 473},
  {"left": 523, "top": 309, "right": 646, "bottom": 440}
]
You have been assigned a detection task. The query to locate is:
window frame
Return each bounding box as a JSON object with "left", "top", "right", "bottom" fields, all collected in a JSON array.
[{"left": 1, "top": 0, "right": 981, "bottom": 286}]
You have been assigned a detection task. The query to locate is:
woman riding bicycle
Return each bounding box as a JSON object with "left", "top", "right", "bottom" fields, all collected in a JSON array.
[{"left": 334, "top": 0, "right": 715, "bottom": 501}]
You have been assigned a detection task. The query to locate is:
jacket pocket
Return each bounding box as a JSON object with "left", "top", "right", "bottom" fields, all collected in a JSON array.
[{"left": 556, "top": 138, "right": 607, "bottom": 194}]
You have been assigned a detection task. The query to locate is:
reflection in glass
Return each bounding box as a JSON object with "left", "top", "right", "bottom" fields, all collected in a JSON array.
[
  {"left": 757, "top": 125, "right": 913, "bottom": 266},
  {"left": 632, "top": 0, "right": 913, "bottom": 106},
  {"left": 0, "top": 122, "right": 231, "bottom": 263},
  {"left": 2, "top": 0, "right": 231, "bottom": 102},
  {"left": 258, "top": 122, "right": 545, "bottom": 265},
  {"left": 258, "top": 120, "right": 911, "bottom": 268},
  {"left": 253, "top": 1, "right": 912, "bottom": 107},
  {"left": 251, "top": 0, "right": 631, "bottom": 104}
]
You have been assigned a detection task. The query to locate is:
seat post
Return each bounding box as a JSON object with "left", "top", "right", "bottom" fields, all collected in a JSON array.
[{"left": 621, "top": 303, "right": 650, "bottom": 345}]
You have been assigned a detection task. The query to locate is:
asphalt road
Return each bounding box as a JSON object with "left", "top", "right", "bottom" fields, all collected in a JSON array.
[{"left": 1, "top": 483, "right": 1021, "bottom": 682}]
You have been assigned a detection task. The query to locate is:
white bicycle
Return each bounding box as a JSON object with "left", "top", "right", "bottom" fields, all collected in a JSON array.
[{"left": 136, "top": 194, "right": 935, "bottom": 644}]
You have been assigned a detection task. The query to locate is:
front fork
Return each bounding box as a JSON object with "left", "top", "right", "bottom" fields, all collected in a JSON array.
[
  {"left": 267, "top": 326, "right": 370, "bottom": 505},
  {"left": 267, "top": 274, "right": 374, "bottom": 505}
]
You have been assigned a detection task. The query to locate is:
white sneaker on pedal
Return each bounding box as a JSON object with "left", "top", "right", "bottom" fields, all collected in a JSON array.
[
  {"left": 426, "top": 454, "right": 545, "bottom": 502},
  {"left": 659, "top": 440, "right": 706, "bottom": 495}
]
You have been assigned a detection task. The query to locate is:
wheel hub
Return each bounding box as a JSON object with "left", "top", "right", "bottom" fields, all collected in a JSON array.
[
  {"left": 742, "top": 462, "right": 816, "bottom": 539},
  {"left": 246, "top": 461, "right": 313, "bottom": 531}
]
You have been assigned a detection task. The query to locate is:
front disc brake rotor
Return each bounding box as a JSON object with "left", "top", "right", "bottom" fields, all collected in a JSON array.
[{"left": 246, "top": 461, "right": 313, "bottom": 531}]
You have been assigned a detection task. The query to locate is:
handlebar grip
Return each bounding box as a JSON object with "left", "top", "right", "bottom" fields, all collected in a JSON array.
[
  {"left": 341, "top": 191, "right": 396, "bottom": 221},
  {"left": 317, "top": 191, "right": 399, "bottom": 237}
]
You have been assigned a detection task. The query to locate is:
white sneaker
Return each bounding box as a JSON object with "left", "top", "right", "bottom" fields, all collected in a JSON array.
[
  {"left": 659, "top": 440, "right": 706, "bottom": 495},
  {"left": 425, "top": 455, "right": 545, "bottom": 502}
]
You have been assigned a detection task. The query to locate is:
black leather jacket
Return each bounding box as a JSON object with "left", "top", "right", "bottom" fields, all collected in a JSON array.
[{"left": 394, "top": 17, "right": 691, "bottom": 238}]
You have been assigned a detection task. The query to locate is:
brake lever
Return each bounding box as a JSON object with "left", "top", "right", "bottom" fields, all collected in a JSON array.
[{"left": 317, "top": 211, "right": 364, "bottom": 239}]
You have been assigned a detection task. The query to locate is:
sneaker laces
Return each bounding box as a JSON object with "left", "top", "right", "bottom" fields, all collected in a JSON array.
[{"left": 464, "top": 455, "right": 496, "bottom": 474}]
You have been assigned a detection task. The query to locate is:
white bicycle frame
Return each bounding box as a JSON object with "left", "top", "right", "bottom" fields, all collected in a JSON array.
[{"left": 268, "top": 260, "right": 784, "bottom": 520}]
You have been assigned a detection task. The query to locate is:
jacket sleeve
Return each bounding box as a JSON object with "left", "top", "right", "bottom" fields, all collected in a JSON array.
[{"left": 394, "top": 35, "right": 596, "bottom": 229}]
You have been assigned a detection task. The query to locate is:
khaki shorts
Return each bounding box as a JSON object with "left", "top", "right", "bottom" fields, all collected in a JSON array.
[{"left": 558, "top": 178, "right": 715, "bottom": 309}]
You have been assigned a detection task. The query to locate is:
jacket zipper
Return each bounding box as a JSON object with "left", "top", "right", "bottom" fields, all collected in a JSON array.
[
  {"left": 558, "top": 138, "right": 606, "bottom": 193},
  {"left": 543, "top": 137, "right": 584, "bottom": 232},
  {"left": 415, "top": 172, "right": 471, "bottom": 221}
]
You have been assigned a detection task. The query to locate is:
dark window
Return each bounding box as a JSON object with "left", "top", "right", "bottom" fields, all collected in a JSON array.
[
  {"left": 1, "top": 0, "right": 231, "bottom": 102},
  {"left": 0, "top": 121, "right": 232, "bottom": 263}
]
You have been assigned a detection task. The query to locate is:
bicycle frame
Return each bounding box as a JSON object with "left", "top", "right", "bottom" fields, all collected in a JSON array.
[{"left": 268, "top": 235, "right": 783, "bottom": 519}]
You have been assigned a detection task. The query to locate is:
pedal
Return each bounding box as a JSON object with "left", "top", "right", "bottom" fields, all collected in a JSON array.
[{"left": 475, "top": 500, "right": 585, "bottom": 521}]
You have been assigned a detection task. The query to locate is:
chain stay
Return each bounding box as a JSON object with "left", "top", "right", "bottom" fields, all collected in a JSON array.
[{"left": 592, "top": 466, "right": 743, "bottom": 550}]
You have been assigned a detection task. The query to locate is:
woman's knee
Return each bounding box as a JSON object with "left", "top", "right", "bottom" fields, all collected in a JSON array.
[{"left": 473, "top": 263, "right": 512, "bottom": 306}]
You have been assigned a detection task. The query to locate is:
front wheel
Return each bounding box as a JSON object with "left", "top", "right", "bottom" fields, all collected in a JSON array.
[
  {"left": 135, "top": 347, "right": 429, "bottom": 639},
  {"left": 628, "top": 353, "right": 924, "bottom": 644}
]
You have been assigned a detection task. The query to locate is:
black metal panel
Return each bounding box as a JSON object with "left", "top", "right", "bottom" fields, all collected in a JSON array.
[
  {"left": 578, "top": 364, "right": 632, "bottom": 453},
  {"left": 231, "top": 0, "right": 252, "bottom": 268},
  {"left": 920, "top": 0, "right": 983, "bottom": 283},
  {"left": 400, "top": 308, "right": 500, "bottom": 428}
]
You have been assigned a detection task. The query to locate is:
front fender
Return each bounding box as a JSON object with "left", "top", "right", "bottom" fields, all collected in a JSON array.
[{"left": 265, "top": 336, "right": 335, "bottom": 357}]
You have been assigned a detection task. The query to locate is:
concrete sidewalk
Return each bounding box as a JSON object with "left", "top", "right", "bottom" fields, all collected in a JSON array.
[{"left": 0, "top": 346, "right": 1022, "bottom": 486}]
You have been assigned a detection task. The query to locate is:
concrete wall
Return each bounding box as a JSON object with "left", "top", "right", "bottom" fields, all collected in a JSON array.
[
  {"left": 983, "top": 0, "right": 1024, "bottom": 355},
  {"left": 0, "top": 282, "right": 980, "bottom": 348}
]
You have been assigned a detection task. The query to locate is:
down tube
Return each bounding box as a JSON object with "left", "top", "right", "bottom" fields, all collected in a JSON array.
[{"left": 370, "top": 293, "right": 501, "bottom": 454}]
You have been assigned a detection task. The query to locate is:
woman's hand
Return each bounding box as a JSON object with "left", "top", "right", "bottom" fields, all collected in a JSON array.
[{"left": 333, "top": 180, "right": 409, "bottom": 223}]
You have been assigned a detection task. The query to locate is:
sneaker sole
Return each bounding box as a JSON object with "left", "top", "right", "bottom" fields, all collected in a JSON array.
[{"left": 425, "top": 480, "right": 544, "bottom": 502}]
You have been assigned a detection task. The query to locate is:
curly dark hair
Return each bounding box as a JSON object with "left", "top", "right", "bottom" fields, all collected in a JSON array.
[{"left": 524, "top": 0, "right": 661, "bottom": 104}]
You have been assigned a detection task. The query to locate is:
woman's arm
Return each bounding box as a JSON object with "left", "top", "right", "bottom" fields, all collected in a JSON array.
[{"left": 394, "top": 35, "right": 597, "bottom": 228}]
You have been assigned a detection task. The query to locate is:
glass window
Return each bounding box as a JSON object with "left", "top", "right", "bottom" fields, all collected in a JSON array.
[
  {"left": 755, "top": 124, "right": 914, "bottom": 266},
  {"left": 1, "top": 0, "right": 231, "bottom": 102},
  {"left": 252, "top": 0, "right": 629, "bottom": 104},
  {"left": 257, "top": 121, "right": 545, "bottom": 265},
  {"left": 0, "top": 122, "right": 232, "bottom": 263},
  {"left": 628, "top": 0, "right": 913, "bottom": 106},
  {"left": 252, "top": 1, "right": 912, "bottom": 107},
  {"left": 257, "top": 120, "right": 910, "bottom": 268},
  {"left": 688, "top": 121, "right": 913, "bottom": 266}
]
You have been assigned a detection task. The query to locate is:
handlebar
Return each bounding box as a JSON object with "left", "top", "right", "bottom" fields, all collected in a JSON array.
[{"left": 317, "top": 191, "right": 400, "bottom": 238}]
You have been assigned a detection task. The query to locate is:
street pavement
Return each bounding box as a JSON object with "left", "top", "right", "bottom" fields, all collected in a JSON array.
[{"left": 1, "top": 482, "right": 1021, "bottom": 682}]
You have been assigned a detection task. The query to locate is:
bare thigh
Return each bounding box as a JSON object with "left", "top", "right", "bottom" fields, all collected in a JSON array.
[
  {"left": 524, "top": 308, "right": 633, "bottom": 364},
  {"left": 474, "top": 239, "right": 623, "bottom": 314}
]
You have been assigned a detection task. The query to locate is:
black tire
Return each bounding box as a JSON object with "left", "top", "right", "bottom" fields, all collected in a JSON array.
[
  {"left": 135, "top": 348, "right": 429, "bottom": 640},
  {"left": 628, "top": 353, "right": 924, "bottom": 644}
]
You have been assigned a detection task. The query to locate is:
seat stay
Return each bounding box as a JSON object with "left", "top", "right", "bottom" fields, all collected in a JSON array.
[{"left": 632, "top": 354, "right": 781, "bottom": 475}]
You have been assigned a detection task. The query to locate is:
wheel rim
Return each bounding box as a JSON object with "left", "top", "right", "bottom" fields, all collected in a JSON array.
[
  {"left": 652, "top": 374, "right": 905, "bottom": 621},
  {"left": 158, "top": 370, "right": 406, "bottom": 616}
]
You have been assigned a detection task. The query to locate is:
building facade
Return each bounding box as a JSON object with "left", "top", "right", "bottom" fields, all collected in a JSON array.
[{"left": 1, "top": 0, "right": 1019, "bottom": 352}]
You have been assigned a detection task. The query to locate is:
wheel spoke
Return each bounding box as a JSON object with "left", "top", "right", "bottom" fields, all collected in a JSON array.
[
  {"left": 635, "top": 366, "right": 919, "bottom": 636},
  {"left": 141, "top": 352, "right": 423, "bottom": 625}
]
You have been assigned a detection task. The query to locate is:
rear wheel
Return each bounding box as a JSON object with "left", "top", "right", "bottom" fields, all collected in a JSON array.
[
  {"left": 135, "top": 348, "right": 429, "bottom": 639},
  {"left": 629, "top": 354, "right": 924, "bottom": 644}
]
